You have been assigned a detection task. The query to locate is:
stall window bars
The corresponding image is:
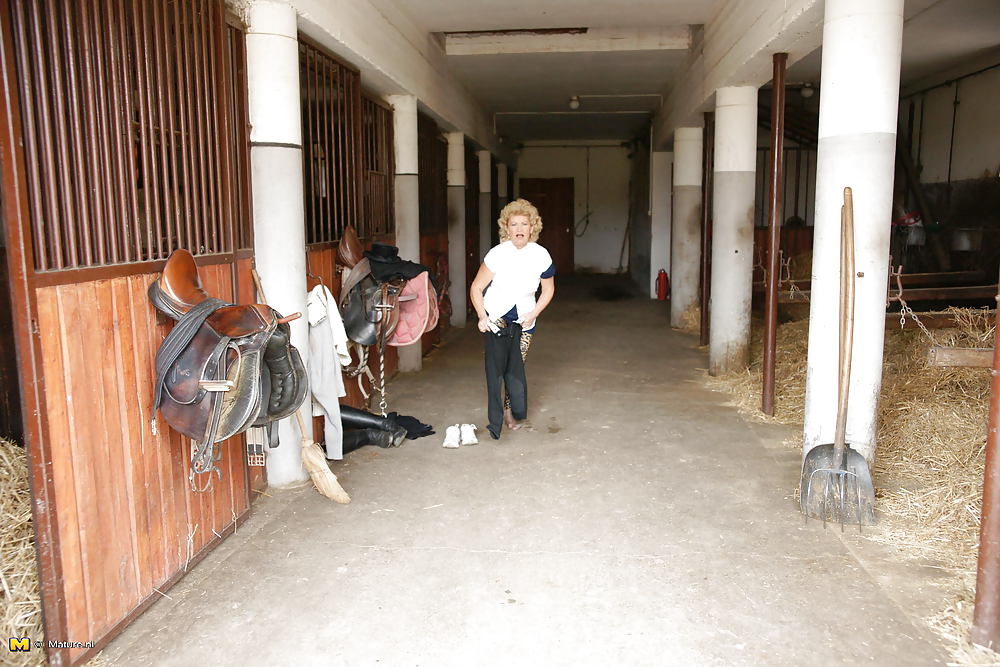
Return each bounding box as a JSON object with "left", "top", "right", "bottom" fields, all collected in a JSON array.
[{"left": 9, "top": 0, "right": 252, "bottom": 272}]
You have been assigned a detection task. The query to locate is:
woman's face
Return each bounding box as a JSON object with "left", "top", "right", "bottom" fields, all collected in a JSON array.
[{"left": 508, "top": 214, "right": 531, "bottom": 249}]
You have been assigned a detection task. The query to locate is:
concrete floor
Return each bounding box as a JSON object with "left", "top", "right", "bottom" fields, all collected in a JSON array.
[{"left": 103, "top": 275, "right": 949, "bottom": 666}]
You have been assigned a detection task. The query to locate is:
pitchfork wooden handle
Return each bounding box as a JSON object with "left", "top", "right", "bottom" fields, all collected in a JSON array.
[{"left": 277, "top": 313, "right": 301, "bottom": 324}]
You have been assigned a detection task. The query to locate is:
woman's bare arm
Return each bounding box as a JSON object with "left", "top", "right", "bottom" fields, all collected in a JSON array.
[{"left": 469, "top": 263, "right": 496, "bottom": 332}]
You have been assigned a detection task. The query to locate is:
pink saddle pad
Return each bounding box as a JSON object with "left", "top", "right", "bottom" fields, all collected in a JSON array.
[{"left": 388, "top": 272, "right": 438, "bottom": 346}]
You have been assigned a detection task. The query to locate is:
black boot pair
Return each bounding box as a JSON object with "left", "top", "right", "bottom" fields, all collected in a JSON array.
[{"left": 341, "top": 406, "right": 407, "bottom": 451}]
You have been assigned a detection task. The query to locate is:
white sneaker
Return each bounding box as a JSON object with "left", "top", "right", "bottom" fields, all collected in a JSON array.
[
  {"left": 460, "top": 423, "right": 478, "bottom": 446},
  {"left": 442, "top": 424, "right": 460, "bottom": 448}
]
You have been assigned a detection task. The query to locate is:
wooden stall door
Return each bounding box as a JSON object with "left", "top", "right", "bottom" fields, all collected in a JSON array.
[
  {"left": 0, "top": 2, "right": 259, "bottom": 664},
  {"left": 519, "top": 178, "right": 575, "bottom": 275}
]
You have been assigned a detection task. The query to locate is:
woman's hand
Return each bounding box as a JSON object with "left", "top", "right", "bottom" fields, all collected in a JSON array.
[
  {"left": 477, "top": 316, "right": 492, "bottom": 333},
  {"left": 519, "top": 310, "right": 538, "bottom": 330}
]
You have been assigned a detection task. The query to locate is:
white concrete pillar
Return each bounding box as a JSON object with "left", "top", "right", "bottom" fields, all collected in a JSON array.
[
  {"left": 246, "top": 0, "right": 307, "bottom": 486},
  {"left": 386, "top": 94, "right": 422, "bottom": 372},
  {"left": 478, "top": 150, "right": 492, "bottom": 259},
  {"left": 709, "top": 86, "right": 758, "bottom": 375},
  {"left": 650, "top": 151, "right": 673, "bottom": 298},
  {"left": 803, "top": 0, "right": 904, "bottom": 461},
  {"left": 670, "top": 128, "right": 703, "bottom": 323},
  {"left": 446, "top": 131, "right": 467, "bottom": 326}
]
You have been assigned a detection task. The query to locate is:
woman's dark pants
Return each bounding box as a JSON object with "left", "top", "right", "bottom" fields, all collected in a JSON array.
[{"left": 484, "top": 323, "right": 527, "bottom": 439}]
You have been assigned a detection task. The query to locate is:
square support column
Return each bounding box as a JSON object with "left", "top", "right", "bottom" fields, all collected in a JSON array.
[
  {"left": 246, "top": 0, "right": 308, "bottom": 486},
  {"left": 387, "top": 94, "right": 422, "bottom": 372},
  {"left": 803, "top": 0, "right": 904, "bottom": 462},
  {"left": 670, "top": 128, "right": 703, "bottom": 324},
  {"left": 708, "top": 87, "right": 758, "bottom": 376}
]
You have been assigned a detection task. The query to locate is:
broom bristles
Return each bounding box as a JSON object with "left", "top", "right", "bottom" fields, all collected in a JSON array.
[
  {"left": 301, "top": 439, "right": 351, "bottom": 503},
  {"left": 292, "top": 409, "right": 351, "bottom": 504}
]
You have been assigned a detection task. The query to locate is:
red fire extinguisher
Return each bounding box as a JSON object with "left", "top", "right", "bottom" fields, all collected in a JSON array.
[{"left": 656, "top": 269, "right": 669, "bottom": 301}]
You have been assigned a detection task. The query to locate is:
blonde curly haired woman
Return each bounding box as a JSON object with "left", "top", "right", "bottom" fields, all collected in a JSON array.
[{"left": 470, "top": 198, "right": 556, "bottom": 439}]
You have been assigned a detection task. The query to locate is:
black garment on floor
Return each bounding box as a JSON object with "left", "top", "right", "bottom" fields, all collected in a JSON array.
[
  {"left": 364, "top": 243, "right": 431, "bottom": 283},
  {"left": 484, "top": 323, "right": 527, "bottom": 439},
  {"left": 388, "top": 412, "right": 435, "bottom": 440}
]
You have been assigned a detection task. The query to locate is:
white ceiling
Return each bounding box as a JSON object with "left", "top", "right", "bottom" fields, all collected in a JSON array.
[
  {"left": 392, "top": 0, "right": 717, "bottom": 32},
  {"left": 786, "top": 0, "right": 1000, "bottom": 88},
  {"left": 392, "top": 0, "right": 1000, "bottom": 143}
]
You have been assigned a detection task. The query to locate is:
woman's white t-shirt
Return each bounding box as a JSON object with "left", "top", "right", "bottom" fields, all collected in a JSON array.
[{"left": 483, "top": 241, "right": 554, "bottom": 322}]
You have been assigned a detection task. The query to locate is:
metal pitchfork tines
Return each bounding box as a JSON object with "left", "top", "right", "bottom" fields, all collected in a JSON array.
[{"left": 799, "top": 186, "right": 877, "bottom": 528}]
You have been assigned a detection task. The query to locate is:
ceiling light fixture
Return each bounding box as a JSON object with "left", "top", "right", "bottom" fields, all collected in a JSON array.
[
  {"left": 800, "top": 83, "right": 815, "bottom": 99},
  {"left": 568, "top": 95, "right": 580, "bottom": 110}
]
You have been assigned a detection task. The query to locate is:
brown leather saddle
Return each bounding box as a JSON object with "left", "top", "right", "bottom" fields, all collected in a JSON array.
[
  {"left": 337, "top": 226, "right": 402, "bottom": 346},
  {"left": 148, "top": 250, "right": 308, "bottom": 491}
]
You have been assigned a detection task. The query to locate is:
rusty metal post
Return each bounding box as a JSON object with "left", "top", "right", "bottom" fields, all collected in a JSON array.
[
  {"left": 762, "top": 53, "right": 787, "bottom": 415},
  {"left": 972, "top": 282, "right": 1000, "bottom": 648},
  {"left": 698, "top": 112, "right": 714, "bottom": 347}
]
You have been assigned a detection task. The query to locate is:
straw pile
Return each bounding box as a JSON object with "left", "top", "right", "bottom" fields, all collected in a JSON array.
[
  {"left": 675, "top": 304, "right": 701, "bottom": 335},
  {"left": 1, "top": 437, "right": 43, "bottom": 665},
  {"left": 703, "top": 307, "right": 1000, "bottom": 663},
  {"left": 703, "top": 318, "right": 809, "bottom": 425}
]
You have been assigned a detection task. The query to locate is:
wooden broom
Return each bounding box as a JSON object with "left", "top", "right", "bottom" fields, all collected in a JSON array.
[{"left": 252, "top": 269, "right": 350, "bottom": 504}]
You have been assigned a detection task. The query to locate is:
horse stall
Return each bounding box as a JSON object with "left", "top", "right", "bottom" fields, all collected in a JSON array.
[
  {"left": 0, "top": 2, "right": 263, "bottom": 663},
  {"left": 298, "top": 37, "right": 400, "bottom": 420}
]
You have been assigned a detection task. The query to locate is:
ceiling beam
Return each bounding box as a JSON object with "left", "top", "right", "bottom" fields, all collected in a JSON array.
[{"left": 444, "top": 26, "right": 691, "bottom": 56}]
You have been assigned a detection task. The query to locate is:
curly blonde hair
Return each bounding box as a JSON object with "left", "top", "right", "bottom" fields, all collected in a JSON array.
[{"left": 498, "top": 198, "right": 543, "bottom": 243}]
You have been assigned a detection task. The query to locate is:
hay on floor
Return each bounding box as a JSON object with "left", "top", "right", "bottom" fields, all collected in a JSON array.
[
  {"left": 675, "top": 303, "right": 701, "bottom": 335},
  {"left": 704, "top": 306, "right": 1000, "bottom": 664},
  {"left": 1, "top": 437, "right": 43, "bottom": 659}
]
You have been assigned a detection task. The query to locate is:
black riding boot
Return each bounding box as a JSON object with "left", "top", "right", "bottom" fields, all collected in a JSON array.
[
  {"left": 341, "top": 405, "right": 400, "bottom": 432},
  {"left": 341, "top": 428, "right": 406, "bottom": 453}
]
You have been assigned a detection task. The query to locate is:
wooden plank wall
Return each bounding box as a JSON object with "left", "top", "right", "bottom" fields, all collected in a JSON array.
[{"left": 34, "top": 264, "right": 251, "bottom": 663}]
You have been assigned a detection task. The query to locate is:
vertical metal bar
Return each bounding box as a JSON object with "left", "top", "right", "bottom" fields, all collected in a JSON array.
[
  {"left": 305, "top": 46, "right": 316, "bottom": 243},
  {"left": 230, "top": 22, "right": 252, "bottom": 250},
  {"left": 82, "top": 0, "right": 119, "bottom": 264},
  {"left": 71, "top": 1, "right": 102, "bottom": 265},
  {"left": 108, "top": 0, "right": 135, "bottom": 262},
  {"left": 762, "top": 53, "right": 787, "bottom": 416},
  {"left": 63, "top": 2, "right": 102, "bottom": 266},
  {"left": 298, "top": 46, "right": 309, "bottom": 243},
  {"left": 188, "top": 0, "right": 209, "bottom": 254},
  {"left": 214, "top": 7, "right": 234, "bottom": 255},
  {"left": 150, "top": 2, "right": 176, "bottom": 259},
  {"left": 195, "top": 0, "right": 218, "bottom": 253},
  {"left": 315, "top": 47, "right": 326, "bottom": 244},
  {"left": 308, "top": 46, "right": 319, "bottom": 244},
  {"left": 94, "top": 0, "right": 128, "bottom": 264},
  {"left": 135, "top": 0, "right": 164, "bottom": 260},
  {"left": 326, "top": 55, "right": 337, "bottom": 242},
  {"left": 18, "top": 0, "right": 59, "bottom": 270},
  {"left": 972, "top": 278, "right": 1000, "bottom": 650},
  {"left": 793, "top": 146, "right": 801, "bottom": 220},
  {"left": 333, "top": 61, "right": 345, "bottom": 239},
  {"left": 350, "top": 73, "right": 362, "bottom": 238},
  {"left": 807, "top": 150, "right": 814, "bottom": 226},
  {"left": 387, "top": 105, "right": 394, "bottom": 235},
  {"left": 117, "top": 0, "right": 144, "bottom": 262},
  {"left": 172, "top": 0, "right": 196, "bottom": 252},
  {"left": 699, "top": 112, "right": 714, "bottom": 348}
]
